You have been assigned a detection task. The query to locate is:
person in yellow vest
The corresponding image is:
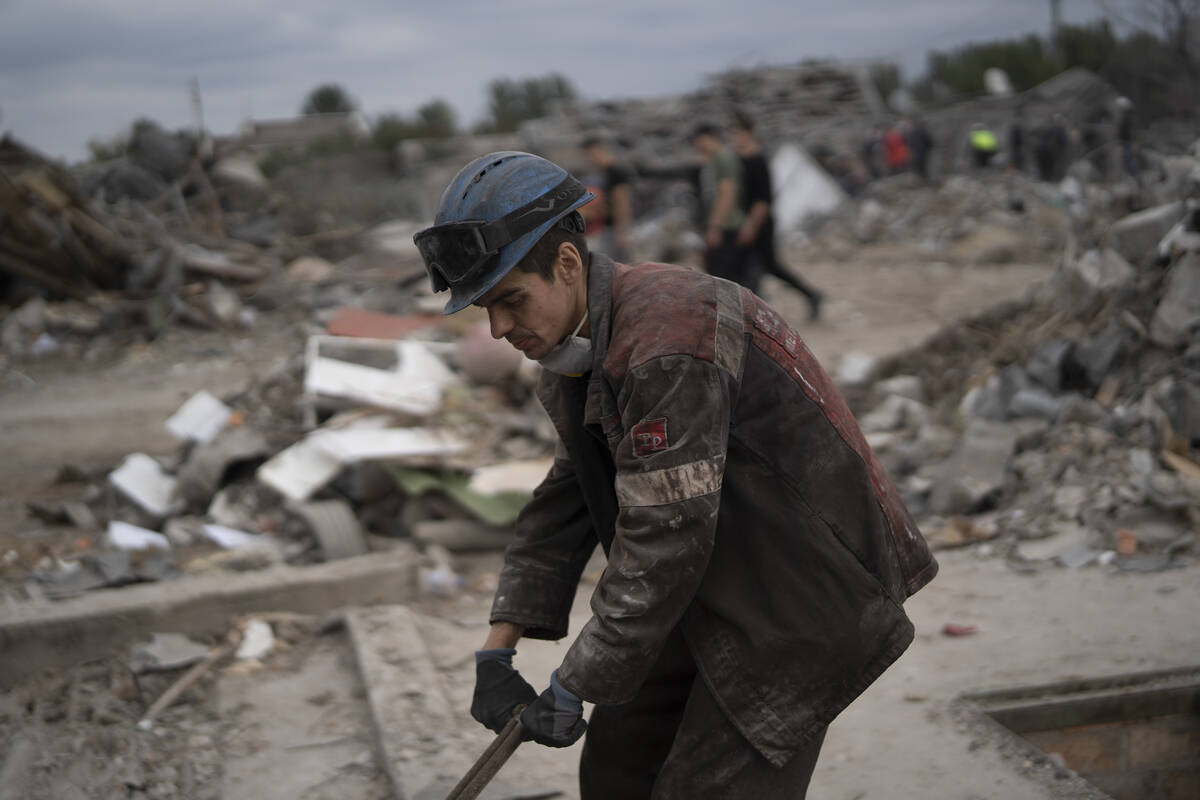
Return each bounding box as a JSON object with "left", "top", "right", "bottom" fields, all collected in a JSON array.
[{"left": 968, "top": 122, "right": 999, "bottom": 169}]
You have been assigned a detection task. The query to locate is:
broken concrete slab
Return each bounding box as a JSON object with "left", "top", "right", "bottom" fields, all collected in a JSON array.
[
  {"left": 1073, "top": 323, "right": 1128, "bottom": 388},
  {"left": 130, "top": 632, "right": 210, "bottom": 673},
  {"left": 1108, "top": 201, "right": 1183, "bottom": 264},
  {"left": 1150, "top": 251, "right": 1200, "bottom": 347},
  {"left": 218, "top": 633, "right": 383, "bottom": 799},
  {"left": 164, "top": 390, "right": 234, "bottom": 443},
  {"left": 1025, "top": 339, "right": 1073, "bottom": 393},
  {"left": 929, "top": 421, "right": 1019, "bottom": 515},
  {"left": 1065, "top": 248, "right": 1135, "bottom": 294},
  {"left": 176, "top": 425, "right": 270, "bottom": 508},
  {"left": 344, "top": 605, "right": 458, "bottom": 799},
  {"left": 108, "top": 453, "right": 179, "bottom": 518},
  {"left": 859, "top": 394, "right": 930, "bottom": 433},
  {"left": 0, "top": 545, "right": 418, "bottom": 688}
]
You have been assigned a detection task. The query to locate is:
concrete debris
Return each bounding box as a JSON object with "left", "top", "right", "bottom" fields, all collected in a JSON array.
[
  {"left": 1065, "top": 248, "right": 1135, "bottom": 294},
  {"left": 164, "top": 390, "right": 234, "bottom": 443},
  {"left": 108, "top": 453, "right": 180, "bottom": 518},
  {"left": 200, "top": 524, "right": 279, "bottom": 553},
  {"left": 1149, "top": 251, "right": 1200, "bottom": 347},
  {"left": 304, "top": 336, "right": 459, "bottom": 416},
  {"left": 106, "top": 520, "right": 170, "bottom": 552},
  {"left": 836, "top": 351, "right": 877, "bottom": 387},
  {"left": 852, "top": 148, "right": 1200, "bottom": 570},
  {"left": 1107, "top": 201, "right": 1184, "bottom": 264},
  {"left": 131, "top": 632, "right": 211, "bottom": 674},
  {"left": 928, "top": 421, "right": 1018, "bottom": 516},
  {"left": 235, "top": 619, "right": 276, "bottom": 661}
]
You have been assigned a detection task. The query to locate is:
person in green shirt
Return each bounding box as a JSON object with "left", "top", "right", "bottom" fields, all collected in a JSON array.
[{"left": 692, "top": 122, "right": 750, "bottom": 285}]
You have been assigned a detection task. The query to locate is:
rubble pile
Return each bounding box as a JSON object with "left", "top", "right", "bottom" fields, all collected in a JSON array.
[
  {"left": 523, "top": 60, "right": 881, "bottom": 168},
  {"left": 800, "top": 171, "right": 1068, "bottom": 263},
  {"left": 854, "top": 194, "right": 1200, "bottom": 571},
  {"left": 0, "top": 133, "right": 277, "bottom": 357},
  {"left": 13, "top": 309, "right": 555, "bottom": 600},
  {"left": 0, "top": 129, "right": 430, "bottom": 363}
]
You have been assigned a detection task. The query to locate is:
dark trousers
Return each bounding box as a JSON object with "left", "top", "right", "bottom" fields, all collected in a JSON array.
[
  {"left": 745, "top": 218, "right": 821, "bottom": 304},
  {"left": 704, "top": 229, "right": 752, "bottom": 287},
  {"left": 579, "top": 628, "right": 825, "bottom": 799}
]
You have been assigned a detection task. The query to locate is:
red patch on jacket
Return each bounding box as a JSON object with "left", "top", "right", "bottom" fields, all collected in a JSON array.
[{"left": 631, "top": 418, "right": 669, "bottom": 457}]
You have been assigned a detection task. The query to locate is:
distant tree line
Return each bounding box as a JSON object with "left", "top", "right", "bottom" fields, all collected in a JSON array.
[{"left": 904, "top": 4, "right": 1199, "bottom": 121}]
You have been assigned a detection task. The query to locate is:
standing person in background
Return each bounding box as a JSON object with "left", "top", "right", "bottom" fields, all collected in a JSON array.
[
  {"left": 582, "top": 136, "right": 635, "bottom": 263},
  {"left": 1008, "top": 109, "right": 1026, "bottom": 174},
  {"left": 861, "top": 125, "right": 883, "bottom": 180},
  {"left": 691, "top": 122, "right": 749, "bottom": 285},
  {"left": 1114, "top": 97, "right": 1137, "bottom": 178},
  {"left": 904, "top": 117, "right": 934, "bottom": 182},
  {"left": 882, "top": 124, "right": 911, "bottom": 174},
  {"left": 968, "top": 122, "right": 999, "bottom": 169},
  {"left": 730, "top": 115, "right": 824, "bottom": 320}
]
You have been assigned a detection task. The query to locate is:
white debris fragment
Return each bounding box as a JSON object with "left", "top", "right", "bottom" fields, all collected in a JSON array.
[
  {"left": 109, "top": 453, "right": 179, "bottom": 517},
  {"left": 200, "top": 524, "right": 278, "bottom": 553},
  {"left": 468, "top": 459, "right": 554, "bottom": 495},
  {"left": 236, "top": 619, "right": 275, "bottom": 660},
  {"left": 165, "top": 390, "right": 234, "bottom": 443},
  {"left": 303, "top": 336, "right": 458, "bottom": 417},
  {"left": 106, "top": 521, "right": 171, "bottom": 551}
]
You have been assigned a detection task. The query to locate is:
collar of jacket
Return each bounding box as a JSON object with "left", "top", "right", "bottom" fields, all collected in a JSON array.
[{"left": 582, "top": 252, "right": 615, "bottom": 377}]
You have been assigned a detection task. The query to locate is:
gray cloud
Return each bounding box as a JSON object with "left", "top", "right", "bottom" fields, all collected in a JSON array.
[{"left": 0, "top": 0, "right": 1114, "bottom": 160}]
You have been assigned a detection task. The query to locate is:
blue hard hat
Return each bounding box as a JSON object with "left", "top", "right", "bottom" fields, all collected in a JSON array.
[{"left": 414, "top": 151, "right": 594, "bottom": 314}]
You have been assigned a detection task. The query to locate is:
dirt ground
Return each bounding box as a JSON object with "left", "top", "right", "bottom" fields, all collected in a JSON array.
[{"left": 10, "top": 253, "right": 1196, "bottom": 799}]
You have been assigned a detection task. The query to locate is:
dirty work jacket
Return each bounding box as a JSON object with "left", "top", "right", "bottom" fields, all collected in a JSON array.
[{"left": 490, "top": 254, "right": 938, "bottom": 766}]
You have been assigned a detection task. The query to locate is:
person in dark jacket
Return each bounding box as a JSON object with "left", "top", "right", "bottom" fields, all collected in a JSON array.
[
  {"left": 1008, "top": 109, "right": 1026, "bottom": 173},
  {"left": 729, "top": 115, "right": 825, "bottom": 319},
  {"left": 414, "top": 151, "right": 938, "bottom": 799},
  {"left": 903, "top": 116, "right": 934, "bottom": 181}
]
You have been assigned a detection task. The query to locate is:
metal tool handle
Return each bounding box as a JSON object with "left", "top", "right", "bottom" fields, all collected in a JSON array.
[{"left": 445, "top": 706, "right": 526, "bottom": 800}]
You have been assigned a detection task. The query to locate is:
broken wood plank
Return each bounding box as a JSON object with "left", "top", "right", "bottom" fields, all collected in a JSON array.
[{"left": 0, "top": 248, "right": 93, "bottom": 300}]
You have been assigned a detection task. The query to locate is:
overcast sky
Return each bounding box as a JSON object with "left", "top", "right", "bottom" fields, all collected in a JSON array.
[{"left": 1, "top": 0, "right": 1124, "bottom": 161}]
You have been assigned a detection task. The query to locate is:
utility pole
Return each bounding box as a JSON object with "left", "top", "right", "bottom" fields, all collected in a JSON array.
[
  {"left": 189, "top": 76, "right": 204, "bottom": 136},
  {"left": 1049, "top": 0, "right": 1062, "bottom": 41}
]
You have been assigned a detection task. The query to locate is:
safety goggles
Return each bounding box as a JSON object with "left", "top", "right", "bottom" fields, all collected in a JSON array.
[{"left": 414, "top": 175, "right": 586, "bottom": 293}]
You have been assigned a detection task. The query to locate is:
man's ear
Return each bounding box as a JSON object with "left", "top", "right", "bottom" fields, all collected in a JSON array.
[{"left": 556, "top": 242, "right": 584, "bottom": 285}]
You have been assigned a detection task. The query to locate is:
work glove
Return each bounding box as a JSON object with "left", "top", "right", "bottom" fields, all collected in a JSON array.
[
  {"left": 471, "top": 648, "right": 537, "bottom": 734},
  {"left": 520, "top": 669, "right": 587, "bottom": 748}
]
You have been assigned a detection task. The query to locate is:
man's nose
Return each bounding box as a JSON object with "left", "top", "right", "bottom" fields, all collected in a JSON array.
[{"left": 488, "top": 308, "right": 513, "bottom": 340}]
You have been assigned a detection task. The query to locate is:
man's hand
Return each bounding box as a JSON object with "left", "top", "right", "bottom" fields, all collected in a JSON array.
[
  {"left": 705, "top": 226, "right": 722, "bottom": 249},
  {"left": 471, "top": 649, "right": 537, "bottom": 733},
  {"left": 736, "top": 222, "right": 757, "bottom": 246},
  {"left": 521, "top": 669, "right": 586, "bottom": 748}
]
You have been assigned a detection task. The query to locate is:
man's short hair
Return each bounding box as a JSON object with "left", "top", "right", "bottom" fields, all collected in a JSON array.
[
  {"left": 515, "top": 216, "right": 590, "bottom": 281},
  {"left": 581, "top": 135, "right": 605, "bottom": 150},
  {"left": 690, "top": 122, "right": 720, "bottom": 141},
  {"left": 732, "top": 113, "right": 755, "bottom": 133}
]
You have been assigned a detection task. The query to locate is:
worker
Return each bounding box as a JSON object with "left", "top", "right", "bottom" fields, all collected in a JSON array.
[
  {"left": 582, "top": 136, "right": 635, "bottom": 262},
  {"left": 413, "top": 151, "right": 938, "bottom": 799},
  {"left": 729, "top": 114, "right": 825, "bottom": 319},
  {"left": 1008, "top": 109, "right": 1026, "bottom": 174},
  {"left": 968, "top": 122, "right": 999, "bottom": 169},
  {"left": 881, "top": 123, "right": 911, "bottom": 174},
  {"left": 691, "top": 122, "right": 750, "bottom": 286}
]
